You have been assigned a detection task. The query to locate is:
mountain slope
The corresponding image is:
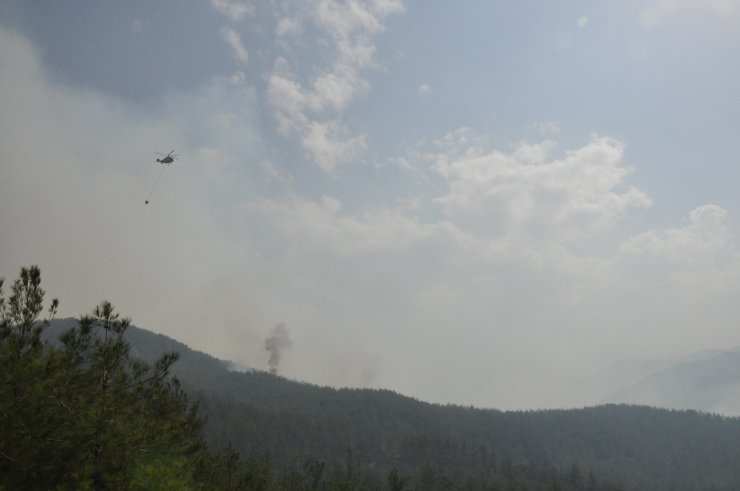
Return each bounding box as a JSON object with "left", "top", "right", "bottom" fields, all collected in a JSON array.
[{"left": 44, "top": 320, "right": 740, "bottom": 490}]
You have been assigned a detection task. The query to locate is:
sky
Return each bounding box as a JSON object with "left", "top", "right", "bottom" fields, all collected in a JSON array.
[{"left": 1, "top": 0, "right": 740, "bottom": 410}]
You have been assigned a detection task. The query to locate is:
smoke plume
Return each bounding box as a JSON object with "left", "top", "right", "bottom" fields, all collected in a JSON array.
[{"left": 264, "top": 322, "right": 291, "bottom": 375}]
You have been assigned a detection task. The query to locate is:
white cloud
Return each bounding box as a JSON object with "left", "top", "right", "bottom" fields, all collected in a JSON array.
[
  {"left": 266, "top": 63, "right": 368, "bottom": 130},
  {"left": 620, "top": 204, "right": 732, "bottom": 259},
  {"left": 220, "top": 27, "right": 249, "bottom": 64},
  {"left": 312, "top": 0, "right": 402, "bottom": 39},
  {"left": 228, "top": 70, "right": 247, "bottom": 86},
  {"left": 418, "top": 83, "right": 432, "bottom": 97},
  {"left": 211, "top": 0, "right": 254, "bottom": 21},
  {"left": 313, "top": 68, "right": 369, "bottom": 112},
  {"left": 433, "top": 134, "right": 652, "bottom": 242},
  {"left": 300, "top": 121, "right": 367, "bottom": 174},
  {"left": 276, "top": 17, "right": 302, "bottom": 37},
  {"left": 435, "top": 126, "right": 486, "bottom": 156},
  {"left": 266, "top": 71, "right": 310, "bottom": 134},
  {"left": 266, "top": 0, "right": 405, "bottom": 172}
]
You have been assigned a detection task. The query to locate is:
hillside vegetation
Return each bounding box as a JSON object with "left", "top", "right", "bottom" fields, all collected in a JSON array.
[
  {"left": 109, "top": 323, "right": 740, "bottom": 491},
  {"left": 6, "top": 266, "right": 740, "bottom": 490},
  {"left": 2, "top": 266, "right": 617, "bottom": 490}
]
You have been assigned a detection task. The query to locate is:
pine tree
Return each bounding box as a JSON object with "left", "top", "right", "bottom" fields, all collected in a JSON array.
[{"left": 0, "top": 266, "right": 214, "bottom": 489}]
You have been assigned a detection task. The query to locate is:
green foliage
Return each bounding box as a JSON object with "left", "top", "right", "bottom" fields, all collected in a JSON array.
[{"left": 0, "top": 266, "right": 210, "bottom": 489}]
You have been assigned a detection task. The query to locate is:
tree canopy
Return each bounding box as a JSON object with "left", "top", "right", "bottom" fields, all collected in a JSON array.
[{"left": 0, "top": 266, "right": 217, "bottom": 489}]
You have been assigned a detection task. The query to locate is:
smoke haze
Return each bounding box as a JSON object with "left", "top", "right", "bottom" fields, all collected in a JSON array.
[
  {"left": 2, "top": 2, "right": 740, "bottom": 412},
  {"left": 265, "top": 323, "right": 291, "bottom": 375}
]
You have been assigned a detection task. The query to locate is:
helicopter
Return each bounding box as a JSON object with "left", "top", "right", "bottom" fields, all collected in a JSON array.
[
  {"left": 146, "top": 150, "right": 178, "bottom": 204},
  {"left": 155, "top": 149, "right": 178, "bottom": 164}
]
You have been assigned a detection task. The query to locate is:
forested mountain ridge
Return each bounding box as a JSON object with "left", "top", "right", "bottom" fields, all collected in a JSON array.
[{"left": 44, "top": 319, "right": 740, "bottom": 491}]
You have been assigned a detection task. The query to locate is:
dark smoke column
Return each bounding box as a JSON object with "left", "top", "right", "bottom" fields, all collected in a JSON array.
[{"left": 264, "top": 322, "right": 291, "bottom": 375}]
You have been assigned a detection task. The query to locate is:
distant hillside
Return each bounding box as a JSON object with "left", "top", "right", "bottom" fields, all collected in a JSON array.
[
  {"left": 586, "top": 349, "right": 725, "bottom": 402},
  {"left": 607, "top": 350, "right": 740, "bottom": 415},
  {"left": 45, "top": 320, "right": 740, "bottom": 491}
]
